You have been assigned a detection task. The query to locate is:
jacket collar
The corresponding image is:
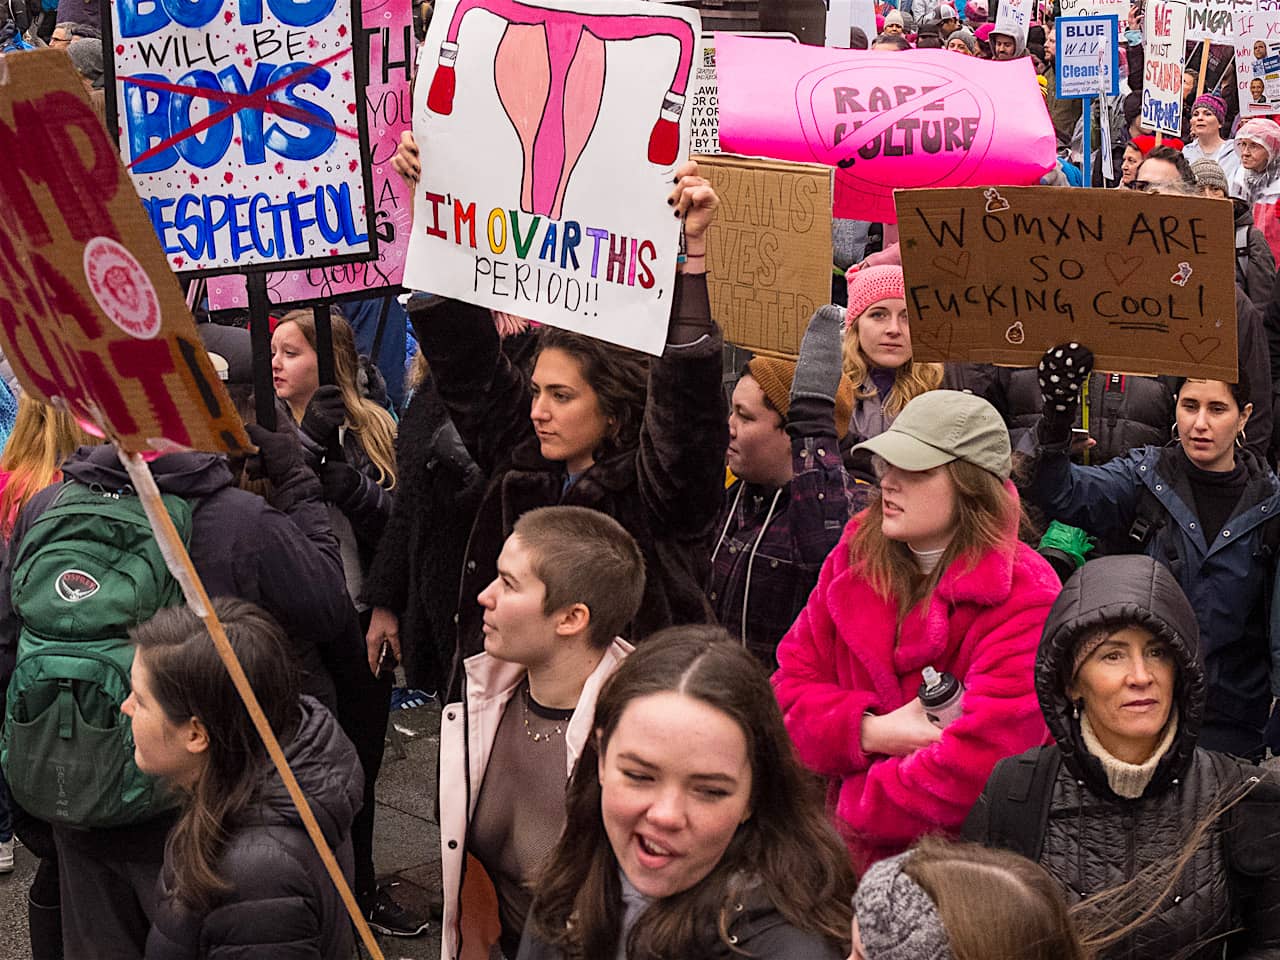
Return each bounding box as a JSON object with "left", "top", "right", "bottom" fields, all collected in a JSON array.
[
  {"left": 921, "top": 479, "right": 1023, "bottom": 608},
  {"left": 508, "top": 434, "right": 636, "bottom": 494}
]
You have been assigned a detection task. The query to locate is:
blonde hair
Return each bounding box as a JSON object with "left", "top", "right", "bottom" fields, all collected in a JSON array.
[
  {"left": 0, "top": 396, "right": 95, "bottom": 540},
  {"left": 278, "top": 309, "right": 397, "bottom": 488},
  {"left": 850, "top": 459, "right": 1015, "bottom": 620},
  {"left": 842, "top": 314, "right": 944, "bottom": 418}
]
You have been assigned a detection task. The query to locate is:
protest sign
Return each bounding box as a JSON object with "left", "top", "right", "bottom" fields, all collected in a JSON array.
[
  {"left": 1142, "top": 0, "right": 1189, "bottom": 136},
  {"left": 1056, "top": 16, "right": 1120, "bottom": 98},
  {"left": 1187, "top": 0, "right": 1235, "bottom": 42},
  {"left": 1234, "top": 0, "right": 1280, "bottom": 117},
  {"left": 403, "top": 0, "right": 700, "bottom": 357},
  {"left": 994, "top": 0, "right": 1034, "bottom": 45},
  {"left": 698, "top": 155, "right": 832, "bottom": 357},
  {"left": 715, "top": 38, "right": 1056, "bottom": 224},
  {"left": 686, "top": 32, "right": 797, "bottom": 155},
  {"left": 206, "top": 0, "right": 414, "bottom": 309},
  {"left": 1059, "top": 0, "right": 1130, "bottom": 19},
  {"left": 0, "top": 49, "right": 251, "bottom": 455},
  {"left": 104, "top": 0, "right": 376, "bottom": 275},
  {"left": 894, "top": 186, "right": 1237, "bottom": 380}
]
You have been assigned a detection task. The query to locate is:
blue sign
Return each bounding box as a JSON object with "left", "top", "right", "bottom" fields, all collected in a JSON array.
[{"left": 1055, "top": 15, "right": 1119, "bottom": 100}]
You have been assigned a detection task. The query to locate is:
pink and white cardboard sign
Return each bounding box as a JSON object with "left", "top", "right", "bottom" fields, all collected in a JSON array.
[
  {"left": 207, "top": 0, "right": 414, "bottom": 308},
  {"left": 715, "top": 37, "right": 1057, "bottom": 224}
]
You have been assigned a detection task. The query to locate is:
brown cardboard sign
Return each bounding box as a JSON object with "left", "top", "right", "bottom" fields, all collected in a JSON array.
[
  {"left": 700, "top": 154, "right": 833, "bottom": 357},
  {"left": 895, "top": 185, "right": 1238, "bottom": 380},
  {"left": 0, "top": 50, "right": 249, "bottom": 455}
]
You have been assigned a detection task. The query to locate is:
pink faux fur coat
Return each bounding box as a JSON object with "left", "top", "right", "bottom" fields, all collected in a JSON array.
[{"left": 773, "top": 487, "right": 1060, "bottom": 872}]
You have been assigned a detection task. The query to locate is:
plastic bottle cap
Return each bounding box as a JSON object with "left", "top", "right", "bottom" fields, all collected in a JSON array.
[{"left": 921, "top": 665, "right": 942, "bottom": 691}]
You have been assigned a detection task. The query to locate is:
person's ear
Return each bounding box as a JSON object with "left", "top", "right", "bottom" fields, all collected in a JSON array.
[
  {"left": 185, "top": 716, "right": 210, "bottom": 757},
  {"left": 555, "top": 602, "right": 592, "bottom": 640},
  {"left": 1240, "top": 402, "right": 1254, "bottom": 431}
]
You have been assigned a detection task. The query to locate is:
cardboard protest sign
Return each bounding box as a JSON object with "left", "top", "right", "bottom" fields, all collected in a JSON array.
[
  {"left": 1187, "top": 0, "right": 1236, "bottom": 43},
  {"left": 1056, "top": 16, "right": 1120, "bottom": 99},
  {"left": 403, "top": 0, "right": 700, "bottom": 357},
  {"left": 104, "top": 0, "right": 376, "bottom": 275},
  {"left": 1059, "top": 0, "right": 1130, "bottom": 20},
  {"left": 894, "top": 186, "right": 1237, "bottom": 381},
  {"left": 687, "top": 32, "right": 797, "bottom": 156},
  {"left": 715, "top": 38, "right": 1056, "bottom": 224},
  {"left": 0, "top": 50, "right": 251, "bottom": 455},
  {"left": 1142, "top": 0, "right": 1189, "bottom": 136},
  {"left": 697, "top": 155, "right": 832, "bottom": 357},
  {"left": 206, "top": 0, "right": 414, "bottom": 308},
  {"left": 1234, "top": 0, "right": 1280, "bottom": 118}
]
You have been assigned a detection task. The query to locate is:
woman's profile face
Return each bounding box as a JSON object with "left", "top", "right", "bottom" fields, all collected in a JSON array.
[
  {"left": 1240, "top": 136, "right": 1271, "bottom": 171},
  {"left": 598, "top": 691, "right": 753, "bottom": 899},
  {"left": 529, "top": 347, "right": 611, "bottom": 475},
  {"left": 1120, "top": 145, "right": 1143, "bottom": 185},
  {"left": 875, "top": 459, "right": 959, "bottom": 552},
  {"left": 270, "top": 321, "right": 319, "bottom": 410},
  {"left": 120, "top": 651, "right": 205, "bottom": 788},
  {"left": 1175, "top": 378, "right": 1249, "bottom": 472}
]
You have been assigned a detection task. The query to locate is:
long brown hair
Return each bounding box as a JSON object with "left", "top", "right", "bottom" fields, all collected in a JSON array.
[
  {"left": 842, "top": 316, "right": 944, "bottom": 418},
  {"left": 0, "top": 396, "right": 93, "bottom": 540},
  {"left": 850, "top": 459, "right": 1016, "bottom": 620},
  {"left": 130, "top": 599, "right": 302, "bottom": 912},
  {"left": 903, "top": 837, "right": 1090, "bottom": 960},
  {"left": 278, "top": 309, "right": 397, "bottom": 487},
  {"left": 527, "top": 626, "right": 854, "bottom": 959}
]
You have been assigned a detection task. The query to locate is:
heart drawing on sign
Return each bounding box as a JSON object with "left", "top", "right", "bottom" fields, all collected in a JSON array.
[
  {"left": 1179, "top": 333, "right": 1221, "bottom": 363},
  {"left": 915, "top": 322, "right": 955, "bottom": 359},
  {"left": 931, "top": 251, "right": 971, "bottom": 280},
  {"left": 1104, "top": 252, "right": 1144, "bottom": 285}
]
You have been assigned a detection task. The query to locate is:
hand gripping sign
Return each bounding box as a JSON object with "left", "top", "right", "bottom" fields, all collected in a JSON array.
[
  {"left": 0, "top": 49, "right": 388, "bottom": 960},
  {"left": 715, "top": 37, "right": 1057, "bottom": 224}
]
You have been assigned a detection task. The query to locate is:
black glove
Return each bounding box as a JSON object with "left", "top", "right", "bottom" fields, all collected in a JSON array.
[
  {"left": 318, "top": 460, "right": 363, "bottom": 508},
  {"left": 300, "top": 384, "right": 346, "bottom": 447},
  {"left": 245, "top": 419, "right": 305, "bottom": 487},
  {"left": 1038, "top": 342, "right": 1094, "bottom": 414}
]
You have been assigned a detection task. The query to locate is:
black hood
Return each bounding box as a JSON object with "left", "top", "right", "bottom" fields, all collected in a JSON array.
[
  {"left": 61, "top": 444, "right": 237, "bottom": 499},
  {"left": 1036, "top": 555, "right": 1205, "bottom": 797},
  {"left": 237, "top": 697, "right": 363, "bottom": 847}
]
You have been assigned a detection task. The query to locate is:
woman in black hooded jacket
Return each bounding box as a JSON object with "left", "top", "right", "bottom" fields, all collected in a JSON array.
[{"left": 964, "top": 555, "right": 1280, "bottom": 959}]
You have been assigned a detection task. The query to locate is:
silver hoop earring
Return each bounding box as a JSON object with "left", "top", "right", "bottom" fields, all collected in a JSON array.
[{"left": 1170, "top": 423, "right": 1180, "bottom": 442}]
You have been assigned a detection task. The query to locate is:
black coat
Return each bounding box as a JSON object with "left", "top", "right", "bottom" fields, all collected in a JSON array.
[
  {"left": 409, "top": 277, "right": 728, "bottom": 694},
  {"left": 145, "top": 697, "right": 364, "bottom": 960},
  {"left": 965, "top": 556, "right": 1280, "bottom": 960},
  {"left": 0, "top": 446, "right": 356, "bottom": 707}
]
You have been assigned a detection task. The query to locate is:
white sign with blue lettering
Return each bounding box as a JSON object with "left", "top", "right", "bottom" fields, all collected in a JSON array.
[{"left": 1056, "top": 15, "right": 1119, "bottom": 100}]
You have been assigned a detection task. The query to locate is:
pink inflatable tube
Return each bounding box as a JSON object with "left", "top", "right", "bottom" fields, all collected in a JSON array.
[{"left": 715, "top": 37, "right": 1057, "bottom": 224}]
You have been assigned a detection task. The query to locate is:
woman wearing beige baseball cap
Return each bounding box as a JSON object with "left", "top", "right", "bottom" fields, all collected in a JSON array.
[{"left": 773, "top": 389, "right": 1061, "bottom": 874}]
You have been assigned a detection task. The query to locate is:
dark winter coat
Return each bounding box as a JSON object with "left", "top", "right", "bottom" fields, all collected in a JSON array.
[
  {"left": 1027, "top": 441, "right": 1280, "bottom": 757},
  {"left": 0, "top": 446, "right": 356, "bottom": 707},
  {"left": 965, "top": 556, "right": 1280, "bottom": 960},
  {"left": 516, "top": 885, "right": 843, "bottom": 960},
  {"left": 409, "top": 277, "right": 728, "bottom": 694},
  {"left": 145, "top": 697, "right": 364, "bottom": 960},
  {"left": 1235, "top": 199, "right": 1277, "bottom": 311}
]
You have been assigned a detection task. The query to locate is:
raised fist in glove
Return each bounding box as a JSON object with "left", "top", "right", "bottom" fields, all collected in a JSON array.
[
  {"left": 300, "top": 384, "right": 346, "bottom": 447},
  {"left": 1038, "top": 342, "right": 1094, "bottom": 413}
]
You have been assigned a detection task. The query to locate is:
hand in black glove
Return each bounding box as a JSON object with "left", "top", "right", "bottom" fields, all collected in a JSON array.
[
  {"left": 245, "top": 417, "right": 305, "bottom": 487},
  {"left": 300, "top": 384, "right": 346, "bottom": 447},
  {"left": 318, "top": 460, "right": 363, "bottom": 508},
  {"left": 1038, "top": 342, "right": 1094, "bottom": 413}
]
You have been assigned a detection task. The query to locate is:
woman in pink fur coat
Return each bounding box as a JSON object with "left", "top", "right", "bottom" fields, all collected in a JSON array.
[{"left": 773, "top": 390, "right": 1061, "bottom": 874}]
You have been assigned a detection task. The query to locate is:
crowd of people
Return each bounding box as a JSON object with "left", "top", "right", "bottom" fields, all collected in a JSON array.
[{"left": 1, "top": 0, "right": 1280, "bottom": 958}]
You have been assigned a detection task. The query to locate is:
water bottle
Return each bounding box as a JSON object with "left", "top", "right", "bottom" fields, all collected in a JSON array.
[{"left": 918, "top": 665, "right": 964, "bottom": 729}]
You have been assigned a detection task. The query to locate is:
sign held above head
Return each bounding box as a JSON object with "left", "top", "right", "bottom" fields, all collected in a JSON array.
[{"left": 895, "top": 186, "right": 1238, "bottom": 381}]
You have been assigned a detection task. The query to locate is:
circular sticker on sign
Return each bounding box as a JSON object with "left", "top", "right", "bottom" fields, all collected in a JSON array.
[{"left": 83, "top": 237, "right": 162, "bottom": 340}]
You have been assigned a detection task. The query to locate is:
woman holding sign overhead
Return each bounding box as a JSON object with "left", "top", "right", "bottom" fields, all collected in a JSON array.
[
  {"left": 1026, "top": 342, "right": 1279, "bottom": 761},
  {"left": 405, "top": 161, "right": 727, "bottom": 692}
]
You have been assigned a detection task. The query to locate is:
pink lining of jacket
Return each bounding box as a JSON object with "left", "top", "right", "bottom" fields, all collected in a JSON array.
[{"left": 773, "top": 484, "right": 1060, "bottom": 872}]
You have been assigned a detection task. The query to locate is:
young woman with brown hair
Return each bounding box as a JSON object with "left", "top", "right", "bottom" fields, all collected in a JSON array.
[
  {"left": 774, "top": 390, "right": 1061, "bottom": 874},
  {"left": 519, "top": 626, "right": 854, "bottom": 960}
]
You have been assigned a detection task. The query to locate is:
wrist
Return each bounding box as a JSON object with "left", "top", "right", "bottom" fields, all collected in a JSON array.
[{"left": 860, "top": 712, "right": 880, "bottom": 755}]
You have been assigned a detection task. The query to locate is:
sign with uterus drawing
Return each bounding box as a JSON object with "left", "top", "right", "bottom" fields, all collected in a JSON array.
[{"left": 403, "top": 0, "right": 701, "bottom": 355}]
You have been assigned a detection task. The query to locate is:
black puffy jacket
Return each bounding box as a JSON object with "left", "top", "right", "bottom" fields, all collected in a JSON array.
[
  {"left": 964, "top": 556, "right": 1280, "bottom": 960},
  {"left": 146, "top": 697, "right": 363, "bottom": 960}
]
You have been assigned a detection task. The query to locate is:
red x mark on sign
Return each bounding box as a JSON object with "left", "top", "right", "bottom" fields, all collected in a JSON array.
[{"left": 123, "top": 47, "right": 358, "bottom": 169}]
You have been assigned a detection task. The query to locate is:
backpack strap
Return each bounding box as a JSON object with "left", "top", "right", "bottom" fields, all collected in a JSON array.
[
  {"left": 1127, "top": 481, "right": 1166, "bottom": 549},
  {"left": 1236, "top": 224, "right": 1251, "bottom": 295},
  {"left": 984, "top": 746, "right": 1061, "bottom": 863}
]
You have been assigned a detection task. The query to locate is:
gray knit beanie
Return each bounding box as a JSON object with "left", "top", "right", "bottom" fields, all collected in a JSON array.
[{"left": 853, "top": 853, "right": 955, "bottom": 960}]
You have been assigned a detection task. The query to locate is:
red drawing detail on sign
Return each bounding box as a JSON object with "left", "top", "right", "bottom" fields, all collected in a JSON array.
[{"left": 83, "top": 237, "right": 162, "bottom": 340}]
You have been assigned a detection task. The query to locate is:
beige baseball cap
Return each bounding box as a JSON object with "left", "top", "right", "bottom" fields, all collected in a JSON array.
[{"left": 853, "top": 390, "right": 1012, "bottom": 481}]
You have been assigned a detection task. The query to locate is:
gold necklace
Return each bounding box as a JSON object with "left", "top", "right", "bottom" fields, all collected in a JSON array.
[{"left": 522, "top": 686, "right": 566, "bottom": 743}]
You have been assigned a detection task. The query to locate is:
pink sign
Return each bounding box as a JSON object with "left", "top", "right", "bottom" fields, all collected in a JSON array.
[
  {"left": 715, "top": 38, "right": 1057, "bottom": 224},
  {"left": 207, "top": 0, "right": 415, "bottom": 309}
]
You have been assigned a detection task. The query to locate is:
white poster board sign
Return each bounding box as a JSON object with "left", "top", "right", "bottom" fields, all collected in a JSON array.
[
  {"left": 1142, "top": 0, "right": 1189, "bottom": 135},
  {"left": 1060, "top": 0, "right": 1130, "bottom": 20},
  {"left": 403, "top": 0, "right": 701, "bottom": 356},
  {"left": 104, "top": 0, "right": 375, "bottom": 275},
  {"left": 994, "top": 0, "right": 1035, "bottom": 44},
  {"left": 1234, "top": 0, "right": 1280, "bottom": 118},
  {"left": 1056, "top": 16, "right": 1120, "bottom": 98},
  {"left": 1187, "top": 0, "right": 1236, "bottom": 42}
]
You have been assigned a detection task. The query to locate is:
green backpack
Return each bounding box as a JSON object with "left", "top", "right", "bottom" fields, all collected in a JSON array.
[{"left": 1, "top": 481, "right": 191, "bottom": 828}]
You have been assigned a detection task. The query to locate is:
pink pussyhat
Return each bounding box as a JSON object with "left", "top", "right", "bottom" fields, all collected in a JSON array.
[
  {"left": 648, "top": 90, "right": 685, "bottom": 164},
  {"left": 426, "top": 40, "right": 459, "bottom": 115}
]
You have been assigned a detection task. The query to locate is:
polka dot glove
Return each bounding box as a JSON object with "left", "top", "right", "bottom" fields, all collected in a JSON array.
[{"left": 1038, "top": 342, "right": 1094, "bottom": 414}]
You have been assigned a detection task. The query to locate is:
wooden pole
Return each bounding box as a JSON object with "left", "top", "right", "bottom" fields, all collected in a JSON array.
[
  {"left": 1196, "top": 37, "right": 1211, "bottom": 99},
  {"left": 118, "top": 449, "right": 385, "bottom": 960}
]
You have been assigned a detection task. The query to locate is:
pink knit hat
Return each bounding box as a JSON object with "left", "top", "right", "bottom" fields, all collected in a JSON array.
[
  {"left": 1236, "top": 118, "right": 1280, "bottom": 164},
  {"left": 845, "top": 264, "right": 906, "bottom": 320}
]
